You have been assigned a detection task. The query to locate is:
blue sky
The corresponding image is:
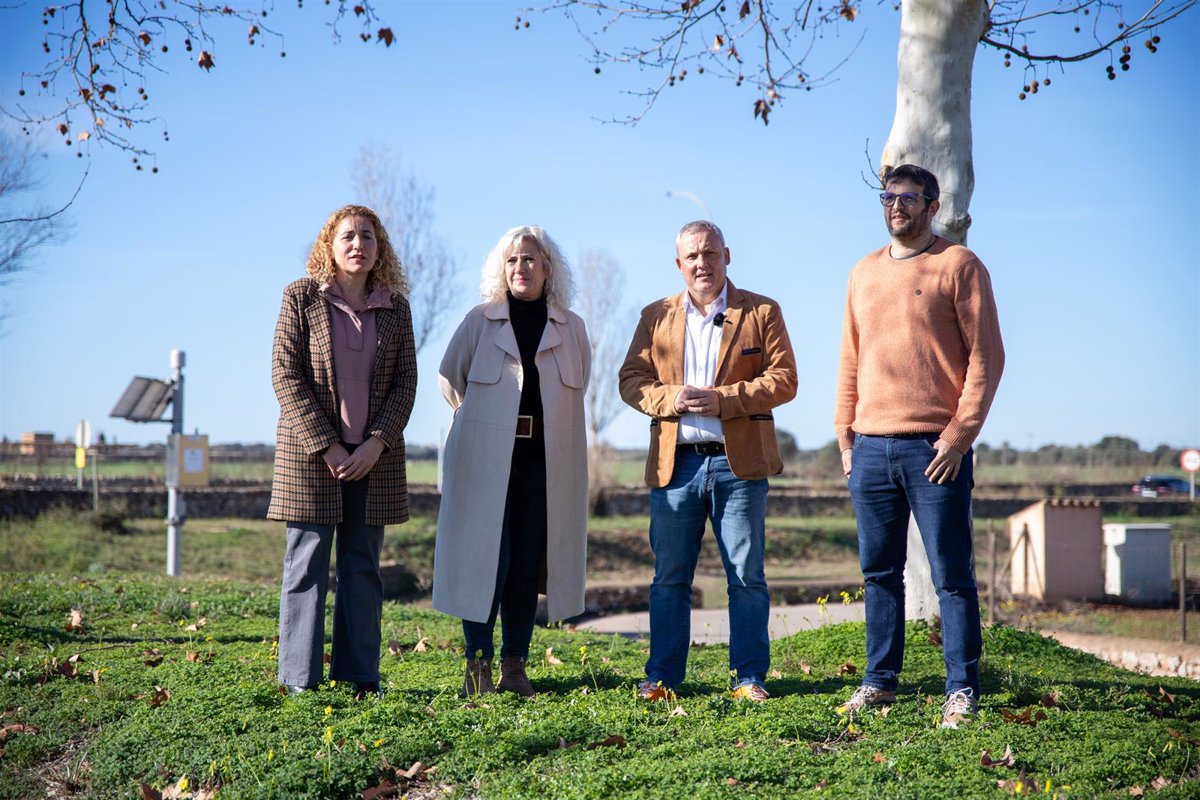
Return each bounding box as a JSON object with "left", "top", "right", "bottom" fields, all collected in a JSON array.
[{"left": 1, "top": 1, "right": 1197, "bottom": 454}]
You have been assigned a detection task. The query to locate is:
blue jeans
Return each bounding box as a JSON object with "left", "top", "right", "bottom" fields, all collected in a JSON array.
[
  {"left": 848, "top": 433, "right": 981, "bottom": 696},
  {"left": 646, "top": 450, "right": 770, "bottom": 689},
  {"left": 278, "top": 475, "right": 385, "bottom": 687}
]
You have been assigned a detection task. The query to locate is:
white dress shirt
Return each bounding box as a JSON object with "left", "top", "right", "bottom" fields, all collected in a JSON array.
[{"left": 677, "top": 283, "right": 728, "bottom": 443}]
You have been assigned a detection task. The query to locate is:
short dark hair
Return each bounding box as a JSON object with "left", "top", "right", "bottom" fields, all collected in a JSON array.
[{"left": 883, "top": 164, "right": 940, "bottom": 202}]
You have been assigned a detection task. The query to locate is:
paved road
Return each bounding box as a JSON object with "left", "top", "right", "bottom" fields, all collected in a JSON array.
[{"left": 578, "top": 601, "right": 865, "bottom": 644}]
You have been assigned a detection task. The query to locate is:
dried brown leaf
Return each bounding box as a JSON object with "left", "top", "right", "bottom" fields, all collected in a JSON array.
[
  {"left": 926, "top": 630, "right": 943, "bottom": 647},
  {"left": 137, "top": 31, "right": 151, "bottom": 46},
  {"left": 66, "top": 608, "right": 84, "bottom": 633},
  {"left": 1039, "top": 691, "right": 1059, "bottom": 708},
  {"left": 799, "top": 661, "right": 812, "bottom": 675},
  {"left": 734, "top": 740, "right": 746, "bottom": 749},
  {"left": 725, "top": 778, "right": 739, "bottom": 786},
  {"left": 669, "top": 705, "right": 688, "bottom": 717},
  {"left": 413, "top": 637, "right": 430, "bottom": 653},
  {"left": 377, "top": 28, "right": 395, "bottom": 47},
  {"left": 388, "top": 639, "right": 403, "bottom": 656},
  {"left": 556, "top": 737, "right": 577, "bottom": 750},
  {"left": 149, "top": 686, "right": 170, "bottom": 707},
  {"left": 1128, "top": 787, "right": 1144, "bottom": 797},
  {"left": 873, "top": 752, "right": 886, "bottom": 763},
  {"left": 197, "top": 51, "right": 215, "bottom": 71},
  {"left": 738, "top": 0, "right": 750, "bottom": 20},
  {"left": 0, "top": 723, "right": 38, "bottom": 739},
  {"left": 839, "top": 1, "right": 858, "bottom": 22},
  {"left": 360, "top": 779, "right": 400, "bottom": 800},
  {"left": 544, "top": 647, "right": 562, "bottom": 665},
  {"left": 980, "top": 744, "right": 1016, "bottom": 768},
  {"left": 838, "top": 659, "right": 856, "bottom": 675},
  {"left": 139, "top": 784, "right": 162, "bottom": 800},
  {"left": 1151, "top": 776, "right": 1171, "bottom": 789}
]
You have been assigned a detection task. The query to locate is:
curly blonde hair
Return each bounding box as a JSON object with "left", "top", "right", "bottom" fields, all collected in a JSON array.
[
  {"left": 479, "top": 226, "right": 574, "bottom": 311},
  {"left": 305, "top": 205, "right": 409, "bottom": 296}
]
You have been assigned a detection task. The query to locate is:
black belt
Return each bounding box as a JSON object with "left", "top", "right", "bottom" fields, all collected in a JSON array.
[
  {"left": 515, "top": 415, "right": 541, "bottom": 439},
  {"left": 677, "top": 441, "right": 725, "bottom": 456}
]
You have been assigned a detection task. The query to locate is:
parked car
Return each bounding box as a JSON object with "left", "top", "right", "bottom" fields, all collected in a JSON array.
[{"left": 1130, "top": 475, "right": 1192, "bottom": 498}]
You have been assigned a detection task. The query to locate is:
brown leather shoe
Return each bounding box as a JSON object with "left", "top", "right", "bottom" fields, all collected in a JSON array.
[
  {"left": 497, "top": 656, "right": 535, "bottom": 698},
  {"left": 462, "top": 658, "right": 495, "bottom": 697}
]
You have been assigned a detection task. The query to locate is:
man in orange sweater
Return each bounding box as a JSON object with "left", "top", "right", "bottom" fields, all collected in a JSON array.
[{"left": 834, "top": 164, "right": 1004, "bottom": 728}]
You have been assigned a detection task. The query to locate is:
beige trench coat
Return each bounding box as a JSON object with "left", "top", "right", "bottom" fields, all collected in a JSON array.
[{"left": 432, "top": 299, "right": 591, "bottom": 623}]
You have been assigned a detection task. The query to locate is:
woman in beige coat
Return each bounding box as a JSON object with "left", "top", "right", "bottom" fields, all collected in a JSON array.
[{"left": 433, "top": 226, "right": 590, "bottom": 698}]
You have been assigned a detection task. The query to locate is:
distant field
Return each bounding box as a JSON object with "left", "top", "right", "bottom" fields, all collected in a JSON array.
[{"left": 2, "top": 454, "right": 1189, "bottom": 490}]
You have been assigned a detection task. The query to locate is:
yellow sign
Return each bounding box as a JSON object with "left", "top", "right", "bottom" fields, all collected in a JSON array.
[{"left": 75, "top": 447, "right": 86, "bottom": 469}]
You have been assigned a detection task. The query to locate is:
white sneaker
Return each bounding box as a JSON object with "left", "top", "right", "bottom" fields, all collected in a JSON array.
[
  {"left": 836, "top": 685, "right": 896, "bottom": 714},
  {"left": 940, "top": 688, "right": 978, "bottom": 728}
]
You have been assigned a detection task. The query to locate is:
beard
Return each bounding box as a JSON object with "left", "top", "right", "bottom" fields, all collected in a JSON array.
[{"left": 887, "top": 208, "right": 931, "bottom": 241}]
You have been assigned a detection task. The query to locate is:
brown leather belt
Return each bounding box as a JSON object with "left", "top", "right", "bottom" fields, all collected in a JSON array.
[{"left": 515, "top": 415, "right": 540, "bottom": 439}]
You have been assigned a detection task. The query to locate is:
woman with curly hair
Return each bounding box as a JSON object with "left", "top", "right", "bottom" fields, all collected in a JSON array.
[
  {"left": 433, "top": 226, "right": 590, "bottom": 697},
  {"left": 268, "top": 204, "right": 417, "bottom": 700}
]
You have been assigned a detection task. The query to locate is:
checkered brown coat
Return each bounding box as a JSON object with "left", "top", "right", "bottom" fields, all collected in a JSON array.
[{"left": 267, "top": 278, "right": 417, "bottom": 525}]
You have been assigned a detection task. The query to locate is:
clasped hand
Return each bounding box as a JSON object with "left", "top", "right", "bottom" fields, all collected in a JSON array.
[
  {"left": 322, "top": 436, "right": 385, "bottom": 482},
  {"left": 674, "top": 385, "right": 721, "bottom": 417}
]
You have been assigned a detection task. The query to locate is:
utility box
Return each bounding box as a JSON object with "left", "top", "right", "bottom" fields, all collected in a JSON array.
[
  {"left": 1104, "top": 523, "right": 1172, "bottom": 605},
  {"left": 1008, "top": 499, "right": 1104, "bottom": 601},
  {"left": 166, "top": 434, "right": 210, "bottom": 488}
]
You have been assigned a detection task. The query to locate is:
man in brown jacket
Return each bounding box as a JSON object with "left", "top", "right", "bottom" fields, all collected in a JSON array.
[{"left": 620, "top": 220, "right": 797, "bottom": 702}]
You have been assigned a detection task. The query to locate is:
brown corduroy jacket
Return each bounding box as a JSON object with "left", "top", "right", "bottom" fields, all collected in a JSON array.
[
  {"left": 619, "top": 281, "right": 797, "bottom": 488},
  {"left": 267, "top": 277, "right": 417, "bottom": 525}
]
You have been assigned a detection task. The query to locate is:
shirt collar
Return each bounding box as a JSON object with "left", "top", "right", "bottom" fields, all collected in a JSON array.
[{"left": 683, "top": 281, "right": 729, "bottom": 320}]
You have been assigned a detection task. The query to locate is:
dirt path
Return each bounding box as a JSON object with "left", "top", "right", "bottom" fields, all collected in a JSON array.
[{"left": 1041, "top": 629, "right": 1200, "bottom": 679}]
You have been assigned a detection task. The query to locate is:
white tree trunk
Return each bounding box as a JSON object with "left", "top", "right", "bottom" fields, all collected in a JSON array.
[{"left": 881, "top": 0, "right": 990, "bottom": 621}]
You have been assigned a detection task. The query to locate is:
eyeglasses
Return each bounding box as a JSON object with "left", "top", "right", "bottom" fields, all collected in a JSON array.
[{"left": 879, "top": 191, "right": 931, "bottom": 208}]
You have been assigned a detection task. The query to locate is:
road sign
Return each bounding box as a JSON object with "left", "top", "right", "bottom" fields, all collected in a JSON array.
[
  {"left": 1182, "top": 449, "right": 1200, "bottom": 473},
  {"left": 75, "top": 419, "right": 92, "bottom": 449}
]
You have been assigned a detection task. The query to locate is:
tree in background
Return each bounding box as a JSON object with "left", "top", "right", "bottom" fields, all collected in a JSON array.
[
  {"left": 531, "top": 0, "right": 1196, "bottom": 243},
  {"left": 351, "top": 144, "right": 458, "bottom": 355},
  {"left": 2, "top": 1, "right": 392, "bottom": 161},
  {"left": 575, "top": 249, "right": 636, "bottom": 506},
  {"left": 0, "top": 130, "right": 76, "bottom": 325}
]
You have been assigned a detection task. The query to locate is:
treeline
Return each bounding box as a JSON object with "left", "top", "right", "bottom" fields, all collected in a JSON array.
[{"left": 777, "top": 434, "right": 1188, "bottom": 477}]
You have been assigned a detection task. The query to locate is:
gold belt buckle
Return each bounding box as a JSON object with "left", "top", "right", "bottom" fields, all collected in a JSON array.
[{"left": 515, "top": 415, "right": 534, "bottom": 439}]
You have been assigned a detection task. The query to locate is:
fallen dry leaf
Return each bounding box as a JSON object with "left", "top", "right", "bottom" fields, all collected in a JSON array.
[
  {"left": 556, "top": 737, "right": 577, "bottom": 750},
  {"left": 980, "top": 744, "right": 1016, "bottom": 768},
  {"left": 873, "top": 752, "right": 886, "bottom": 763},
  {"left": 400, "top": 761, "right": 426, "bottom": 780},
  {"left": 388, "top": 639, "right": 403, "bottom": 656},
  {"left": 734, "top": 740, "right": 746, "bottom": 749},
  {"left": 586, "top": 734, "right": 626, "bottom": 750},
  {"left": 1039, "top": 691, "right": 1060, "bottom": 708},
  {"left": 413, "top": 637, "right": 430, "bottom": 653},
  {"left": 149, "top": 686, "right": 171, "bottom": 707},
  {"left": 1150, "top": 776, "right": 1171, "bottom": 790},
  {"left": 999, "top": 708, "right": 1046, "bottom": 727},
  {"left": 0, "top": 723, "right": 38, "bottom": 739},
  {"left": 1128, "top": 787, "right": 1144, "bottom": 797},
  {"left": 544, "top": 647, "right": 562, "bottom": 665},
  {"left": 139, "top": 784, "right": 162, "bottom": 800},
  {"left": 66, "top": 608, "right": 85, "bottom": 634},
  {"left": 1158, "top": 686, "right": 1176, "bottom": 704},
  {"left": 725, "top": 778, "right": 739, "bottom": 786},
  {"left": 799, "top": 661, "right": 813, "bottom": 675},
  {"left": 927, "top": 630, "right": 943, "bottom": 647},
  {"left": 769, "top": 669, "right": 783, "bottom": 679},
  {"left": 879, "top": 705, "right": 892, "bottom": 718},
  {"left": 838, "top": 660, "right": 857, "bottom": 675},
  {"left": 669, "top": 705, "right": 688, "bottom": 717},
  {"left": 360, "top": 779, "right": 400, "bottom": 800}
]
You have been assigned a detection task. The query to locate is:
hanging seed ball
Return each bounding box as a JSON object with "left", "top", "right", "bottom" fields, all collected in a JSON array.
[
  {"left": 524, "top": 21, "right": 529, "bottom": 27},
  {"left": 161, "top": 45, "right": 168, "bottom": 52},
  {"left": 1121, "top": 63, "right": 1130, "bottom": 71},
  {"left": 1043, "top": 77, "right": 1050, "bottom": 86},
  {"left": 1018, "top": 92, "right": 1026, "bottom": 100},
  {"left": 18, "top": 89, "right": 24, "bottom": 96},
  {"left": 1122, "top": 45, "right": 1131, "bottom": 54},
  {"left": 594, "top": 67, "right": 600, "bottom": 74},
  {"left": 152, "top": 167, "right": 158, "bottom": 174},
  {"left": 1031, "top": 83, "right": 1038, "bottom": 94},
  {"left": 1023, "top": 84, "right": 1030, "bottom": 92},
  {"left": 1108, "top": 72, "right": 1116, "bottom": 80},
  {"left": 1152, "top": 35, "right": 1161, "bottom": 43},
  {"left": 697, "top": 66, "right": 704, "bottom": 74},
  {"left": 280, "top": 51, "right": 286, "bottom": 57}
]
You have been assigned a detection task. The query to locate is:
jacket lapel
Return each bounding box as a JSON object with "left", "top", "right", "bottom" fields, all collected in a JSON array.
[
  {"left": 538, "top": 307, "right": 565, "bottom": 353},
  {"left": 715, "top": 281, "right": 744, "bottom": 381},
  {"left": 664, "top": 294, "right": 685, "bottom": 386},
  {"left": 484, "top": 299, "right": 522, "bottom": 362},
  {"left": 306, "top": 289, "right": 335, "bottom": 388}
]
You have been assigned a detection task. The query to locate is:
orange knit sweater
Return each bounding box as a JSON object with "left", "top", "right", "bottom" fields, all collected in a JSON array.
[{"left": 834, "top": 238, "right": 1004, "bottom": 454}]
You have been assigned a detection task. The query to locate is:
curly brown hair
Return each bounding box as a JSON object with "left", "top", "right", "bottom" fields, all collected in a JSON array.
[{"left": 305, "top": 205, "right": 409, "bottom": 296}]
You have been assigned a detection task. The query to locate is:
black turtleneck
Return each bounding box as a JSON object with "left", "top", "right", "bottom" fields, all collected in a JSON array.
[{"left": 508, "top": 292, "right": 548, "bottom": 461}]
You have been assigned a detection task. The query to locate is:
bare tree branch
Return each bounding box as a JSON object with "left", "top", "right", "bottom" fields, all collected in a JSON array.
[
  {"left": 2, "top": 1, "right": 396, "bottom": 161},
  {"left": 529, "top": 1, "right": 1198, "bottom": 123},
  {"left": 352, "top": 144, "right": 458, "bottom": 355}
]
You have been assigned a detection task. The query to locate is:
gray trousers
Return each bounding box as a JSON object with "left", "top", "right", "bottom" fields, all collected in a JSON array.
[{"left": 278, "top": 476, "right": 384, "bottom": 687}]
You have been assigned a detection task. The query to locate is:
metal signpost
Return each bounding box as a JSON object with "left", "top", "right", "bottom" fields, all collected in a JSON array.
[
  {"left": 109, "top": 349, "right": 199, "bottom": 577},
  {"left": 1182, "top": 449, "right": 1200, "bottom": 502}
]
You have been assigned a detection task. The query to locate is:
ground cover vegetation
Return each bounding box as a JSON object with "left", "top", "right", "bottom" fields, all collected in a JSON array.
[{"left": 2, "top": 571, "right": 1200, "bottom": 799}]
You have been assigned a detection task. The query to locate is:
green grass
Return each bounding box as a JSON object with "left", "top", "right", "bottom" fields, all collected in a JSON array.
[{"left": 2, "top": 573, "right": 1198, "bottom": 799}]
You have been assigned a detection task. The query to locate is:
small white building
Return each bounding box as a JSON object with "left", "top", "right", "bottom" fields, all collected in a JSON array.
[
  {"left": 1103, "top": 523, "right": 1173, "bottom": 606},
  {"left": 1008, "top": 499, "right": 1105, "bottom": 602}
]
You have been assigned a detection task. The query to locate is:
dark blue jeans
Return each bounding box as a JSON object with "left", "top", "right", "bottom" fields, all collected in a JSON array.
[
  {"left": 646, "top": 450, "right": 770, "bottom": 690},
  {"left": 848, "top": 433, "right": 981, "bottom": 696},
  {"left": 463, "top": 460, "right": 547, "bottom": 661}
]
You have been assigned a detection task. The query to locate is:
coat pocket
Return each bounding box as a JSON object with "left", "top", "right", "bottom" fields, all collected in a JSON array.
[
  {"left": 552, "top": 347, "right": 585, "bottom": 389},
  {"left": 466, "top": 341, "right": 505, "bottom": 385}
]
